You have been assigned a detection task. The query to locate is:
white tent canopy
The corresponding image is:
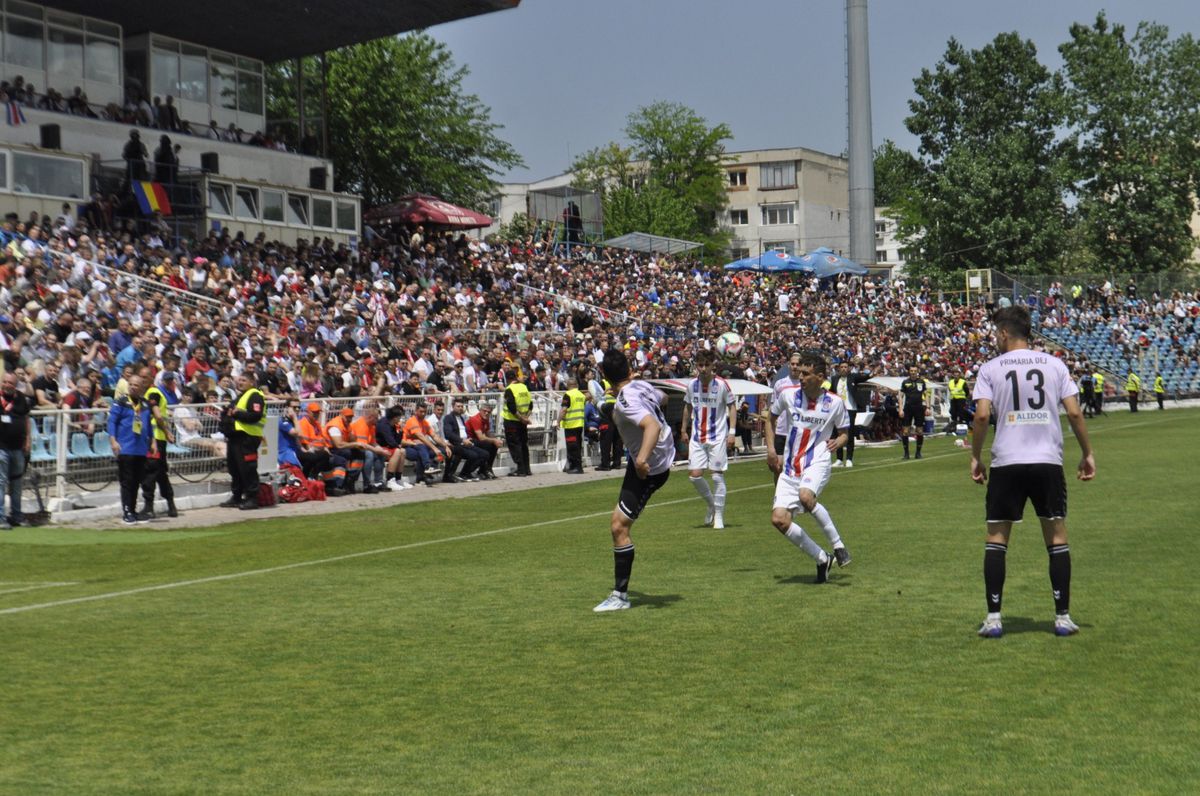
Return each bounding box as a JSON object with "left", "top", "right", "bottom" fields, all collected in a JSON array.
[{"left": 602, "top": 231, "right": 704, "bottom": 256}]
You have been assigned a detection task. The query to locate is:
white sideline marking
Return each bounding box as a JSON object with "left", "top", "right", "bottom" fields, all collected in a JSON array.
[
  {"left": 0, "top": 581, "right": 78, "bottom": 596},
  {"left": 0, "top": 414, "right": 1171, "bottom": 616}
]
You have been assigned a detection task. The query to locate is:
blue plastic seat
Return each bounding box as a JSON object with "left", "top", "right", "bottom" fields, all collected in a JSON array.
[
  {"left": 69, "top": 432, "right": 97, "bottom": 459},
  {"left": 30, "top": 434, "right": 53, "bottom": 463},
  {"left": 91, "top": 431, "right": 111, "bottom": 457}
]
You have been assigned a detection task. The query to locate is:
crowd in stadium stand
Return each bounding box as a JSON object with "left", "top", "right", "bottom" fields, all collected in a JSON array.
[
  {"left": 1, "top": 197, "right": 1197, "bottom": 476},
  {"left": 1, "top": 74, "right": 298, "bottom": 153}
]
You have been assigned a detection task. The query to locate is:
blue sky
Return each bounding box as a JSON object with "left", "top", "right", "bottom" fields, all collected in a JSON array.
[{"left": 433, "top": 0, "right": 1198, "bottom": 182}]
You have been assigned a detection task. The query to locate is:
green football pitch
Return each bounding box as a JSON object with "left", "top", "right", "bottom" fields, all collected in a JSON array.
[{"left": 2, "top": 410, "right": 1198, "bottom": 794}]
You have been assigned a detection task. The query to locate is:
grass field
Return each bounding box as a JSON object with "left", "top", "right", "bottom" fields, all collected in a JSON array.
[{"left": 2, "top": 409, "right": 1198, "bottom": 794}]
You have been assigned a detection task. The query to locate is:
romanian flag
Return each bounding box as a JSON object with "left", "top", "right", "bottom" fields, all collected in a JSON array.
[
  {"left": 133, "top": 181, "right": 172, "bottom": 216},
  {"left": 5, "top": 101, "right": 26, "bottom": 126}
]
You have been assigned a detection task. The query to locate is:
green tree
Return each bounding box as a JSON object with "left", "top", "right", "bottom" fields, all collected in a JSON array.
[
  {"left": 1058, "top": 14, "right": 1200, "bottom": 273},
  {"left": 872, "top": 140, "right": 924, "bottom": 208},
  {"left": 572, "top": 101, "right": 733, "bottom": 260},
  {"left": 903, "top": 34, "right": 1072, "bottom": 280},
  {"left": 267, "top": 34, "right": 523, "bottom": 209}
]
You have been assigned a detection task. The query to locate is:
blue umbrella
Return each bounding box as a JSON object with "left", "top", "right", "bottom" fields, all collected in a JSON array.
[
  {"left": 796, "top": 247, "right": 869, "bottom": 277},
  {"left": 723, "top": 250, "right": 817, "bottom": 274}
]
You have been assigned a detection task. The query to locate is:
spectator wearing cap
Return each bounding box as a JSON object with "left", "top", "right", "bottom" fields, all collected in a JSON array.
[{"left": 297, "top": 402, "right": 342, "bottom": 493}]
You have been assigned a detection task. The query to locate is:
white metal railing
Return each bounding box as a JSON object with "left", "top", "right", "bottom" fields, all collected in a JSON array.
[{"left": 28, "top": 390, "right": 570, "bottom": 504}]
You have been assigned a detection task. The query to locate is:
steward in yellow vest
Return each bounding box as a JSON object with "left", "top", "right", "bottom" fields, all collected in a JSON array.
[
  {"left": 140, "top": 378, "right": 178, "bottom": 519},
  {"left": 560, "top": 382, "right": 586, "bottom": 474},
  {"left": 502, "top": 378, "right": 533, "bottom": 476},
  {"left": 223, "top": 374, "right": 266, "bottom": 510}
]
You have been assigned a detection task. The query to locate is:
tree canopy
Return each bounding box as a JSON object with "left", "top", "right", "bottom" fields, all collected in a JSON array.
[
  {"left": 901, "top": 33, "right": 1072, "bottom": 279},
  {"left": 891, "top": 18, "right": 1200, "bottom": 280},
  {"left": 267, "top": 34, "right": 523, "bottom": 210},
  {"left": 1058, "top": 14, "right": 1200, "bottom": 273},
  {"left": 572, "top": 101, "right": 733, "bottom": 260}
]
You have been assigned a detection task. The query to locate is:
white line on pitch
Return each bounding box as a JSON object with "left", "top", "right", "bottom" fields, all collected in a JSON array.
[{"left": 0, "top": 413, "right": 1173, "bottom": 617}]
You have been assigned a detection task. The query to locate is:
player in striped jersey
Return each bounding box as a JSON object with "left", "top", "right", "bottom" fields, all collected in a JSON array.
[
  {"left": 680, "top": 350, "right": 737, "bottom": 529},
  {"left": 765, "top": 351, "right": 804, "bottom": 485},
  {"left": 768, "top": 351, "right": 852, "bottom": 581}
]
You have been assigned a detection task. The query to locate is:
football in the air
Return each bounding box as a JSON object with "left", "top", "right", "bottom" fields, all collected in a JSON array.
[{"left": 715, "top": 331, "right": 745, "bottom": 359}]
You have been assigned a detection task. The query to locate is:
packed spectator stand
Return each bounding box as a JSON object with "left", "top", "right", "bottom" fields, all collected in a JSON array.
[{"left": 1, "top": 193, "right": 1197, "bottom": 516}]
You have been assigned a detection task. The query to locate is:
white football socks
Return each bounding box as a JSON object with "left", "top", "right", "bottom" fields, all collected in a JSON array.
[
  {"left": 689, "top": 475, "right": 714, "bottom": 509},
  {"left": 809, "top": 502, "right": 842, "bottom": 548},
  {"left": 711, "top": 472, "right": 726, "bottom": 512},
  {"left": 784, "top": 523, "right": 827, "bottom": 562}
]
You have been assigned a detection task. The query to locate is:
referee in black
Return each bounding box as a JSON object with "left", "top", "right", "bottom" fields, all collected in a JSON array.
[{"left": 899, "top": 366, "right": 928, "bottom": 460}]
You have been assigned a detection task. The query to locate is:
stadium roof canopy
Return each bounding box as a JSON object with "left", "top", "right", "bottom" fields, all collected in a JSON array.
[
  {"left": 39, "top": 0, "right": 520, "bottom": 63},
  {"left": 602, "top": 232, "right": 704, "bottom": 256}
]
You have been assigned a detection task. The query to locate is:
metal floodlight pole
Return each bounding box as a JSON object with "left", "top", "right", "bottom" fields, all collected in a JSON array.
[{"left": 846, "top": 0, "right": 875, "bottom": 266}]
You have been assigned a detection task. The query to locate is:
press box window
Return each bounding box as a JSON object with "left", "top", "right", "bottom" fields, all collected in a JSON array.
[{"left": 10, "top": 153, "right": 84, "bottom": 198}]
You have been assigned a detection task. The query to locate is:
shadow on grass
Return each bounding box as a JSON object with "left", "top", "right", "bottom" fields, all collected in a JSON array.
[
  {"left": 773, "top": 574, "right": 851, "bottom": 588},
  {"left": 627, "top": 591, "right": 683, "bottom": 610},
  {"left": 983, "top": 615, "right": 1090, "bottom": 636}
]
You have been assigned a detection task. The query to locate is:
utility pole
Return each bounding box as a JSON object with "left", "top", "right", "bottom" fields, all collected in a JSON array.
[{"left": 846, "top": 0, "right": 875, "bottom": 266}]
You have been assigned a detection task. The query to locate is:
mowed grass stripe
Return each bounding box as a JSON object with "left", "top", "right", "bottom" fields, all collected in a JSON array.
[
  {"left": 0, "top": 410, "right": 1196, "bottom": 794},
  {"left": 0, "top": 411, "right": 1176, "bottom": 617}
]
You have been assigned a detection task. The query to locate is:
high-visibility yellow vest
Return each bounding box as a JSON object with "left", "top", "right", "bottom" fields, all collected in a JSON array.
[
  {"left": 1154, "top": 376, "right": 1164, "bottom": 394},
  {"left": 1094, "top": 373, "right": 1104, "bottom": 390},
  {"left": 948, "top": 378, "right": 967, "bottom": 399},
  {"left": 144, "top": 386, "right": 170, "bottom": 442},
  {"left": 561, "top": 389, "right": 585, "bottom": 429},
  {"left": 234, "top": 388, "right": 265, "bottom": 437},
  {"left": 601, "top": 379, "right": 616, "bottom": 406},
  {"left": 1125, "top": 373, "right": 1140, "bottom": 392},
  {"left": 502, "top": 382, "right": 532, "bottom": 422}
]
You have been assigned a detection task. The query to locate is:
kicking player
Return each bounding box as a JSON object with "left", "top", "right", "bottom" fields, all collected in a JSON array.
[
  {"left": 769, "top": 351, "right": 852, "bottom": 581},
  {"left": 680, "top": 350, "right": 737, "bottom": 529},
  {"left": 971, "top": 305, "right": 1095, "bottom": 638},
  {"left": 765, "top": 350, "right": 803, "bottom": 484},
  {"left": 593, "top": 352, "right": 676, "bottom": 612}
]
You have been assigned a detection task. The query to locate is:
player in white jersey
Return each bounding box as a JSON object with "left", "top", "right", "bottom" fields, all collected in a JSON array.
[
  {"left": 765, "top": 351, "right": 804, "bottom": 484},
  {"left": 680, "top": 350, "right": 736, "bottom": 529},
  {"left": 768, "top": 351, "right": 852, "bottom": 582},
  {"left": 970, "top": 306, "right": 1095, "bottom": 638},
  {"left": 593, "top": 351, "right": 675, "bottom": 612}
]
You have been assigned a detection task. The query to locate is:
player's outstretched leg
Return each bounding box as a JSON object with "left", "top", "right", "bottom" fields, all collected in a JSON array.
[{"left": 772, "top": 507, "right": 832, "bottom": 584}]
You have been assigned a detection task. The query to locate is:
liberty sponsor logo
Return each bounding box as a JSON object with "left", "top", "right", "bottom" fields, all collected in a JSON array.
[{"left": 1005, "top": 409, "right": 1052, "bottom": 425}]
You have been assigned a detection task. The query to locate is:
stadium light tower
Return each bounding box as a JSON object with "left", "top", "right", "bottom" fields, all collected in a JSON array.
[{"left": 846, "top": 0, "right": 875, "bottom": 266}]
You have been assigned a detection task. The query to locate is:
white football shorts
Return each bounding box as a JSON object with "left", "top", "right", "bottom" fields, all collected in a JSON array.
[
  {"left": 772, "top": 464, "right": 831, "bottom": 511},
  {"left": 688, "top": 438, "right": 729, "bottom": 472}
]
